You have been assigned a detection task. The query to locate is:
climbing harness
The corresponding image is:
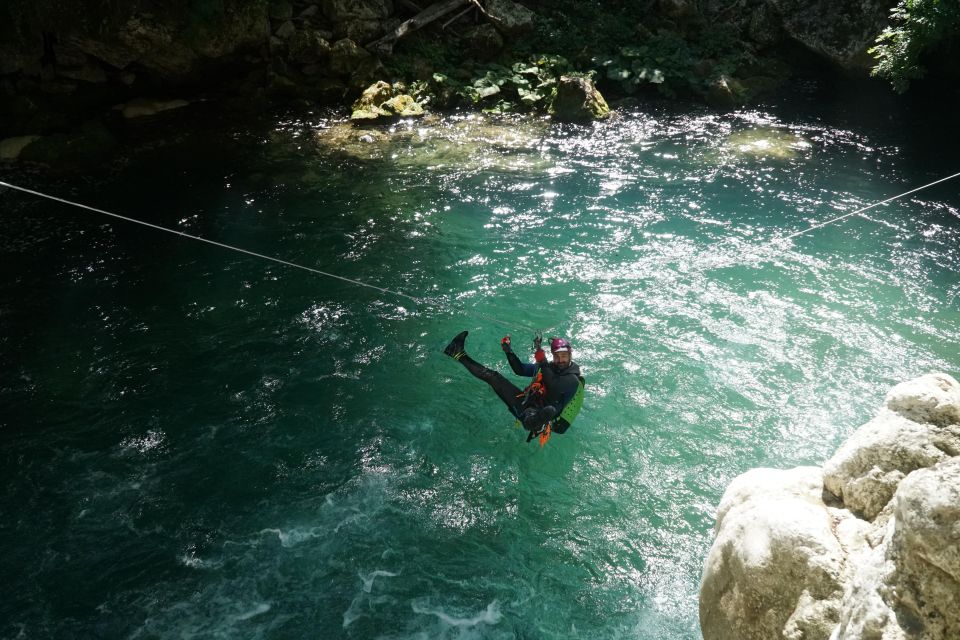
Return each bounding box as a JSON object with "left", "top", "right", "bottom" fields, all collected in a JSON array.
[
  {"left": 511, "top": 354, "right": 586, "bottom": 446},
  {"left": 514, "top": 417, "right": 552, "bottom": 446},
  {"left": 514, "top": 368, "right": 550, "bottom": 445},
  {"left": 517, "top": 369, "right": 547, "bottom": 405}
]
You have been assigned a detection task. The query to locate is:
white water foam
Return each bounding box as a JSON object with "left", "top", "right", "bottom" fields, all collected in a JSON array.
[
  {"left": 257, "top": 526, "right": 323, "bottom": 547},
  {"left": 361, "top": 568, "right": 399, "bottom": 593},
  {"left": 234, "top": 603, "right": 271, "bottom": 621},
  {"left": 411, "top": 599, "right": 503, "bottom": 628}
]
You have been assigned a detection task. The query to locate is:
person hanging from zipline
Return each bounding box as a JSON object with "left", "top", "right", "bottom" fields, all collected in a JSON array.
[{"left": 443, "top": 330, "right": 585, "bottom": 445}]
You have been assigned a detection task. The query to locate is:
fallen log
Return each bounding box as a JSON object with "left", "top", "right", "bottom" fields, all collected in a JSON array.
[{"left": 366, "top": 0, "right": 474, "bottom": 55}]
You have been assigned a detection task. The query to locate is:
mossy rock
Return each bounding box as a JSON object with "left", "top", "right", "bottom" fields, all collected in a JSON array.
[
  {"left": 0, "top": 135, "right": 40, "bottom": 160},
  {"left": 350, "top": 80, "right": 425, "bottom": 121},
  {"left": 19, "top": 121, "right": 118, "bottom": 169},
  {"left": 382, "top": 94, "right": 423, "bottom": 117},
  {"left": 549, "top": 75, "right": 609, "bottom": 122},
  {"left": 355, "top": 80, "right": 392, "bottom": 106},
  {"left": 705, "top": 75, "right": 748, "bottom": 110}
]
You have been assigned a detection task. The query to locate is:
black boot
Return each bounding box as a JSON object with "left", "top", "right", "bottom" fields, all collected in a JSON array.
[{"left": 444, "top": 330, "right": 468, "bottom": 359}]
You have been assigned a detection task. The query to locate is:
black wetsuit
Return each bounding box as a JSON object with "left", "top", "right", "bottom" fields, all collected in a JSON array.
[{"left": 456, "top": 349, "right": 583, "bottom": 433}]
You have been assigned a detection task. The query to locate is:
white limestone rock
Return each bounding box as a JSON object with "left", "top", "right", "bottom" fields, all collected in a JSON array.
[
  {"left": 822, "top": 401, "right": 960, "bottom": 519},
  {"left": 833, "top": 459, "right": 960, "bottom": 640},
  {"left": 890, "top": 457, "right": 960, "bottom": 640},
  {"left": 701, "top": 374, "right": 960, "bottom": 640},
  {"left": 885, "top": 373, "right": 960, "bottom": 428},
  {"left": 700, "top": 467, "right": 846, "bottom": 640}
]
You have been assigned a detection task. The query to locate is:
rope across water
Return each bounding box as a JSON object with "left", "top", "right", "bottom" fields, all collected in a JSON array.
[
  {"left": 3, "top": 171, "right": 958, "bottom": 332},
  {"left": 0, "top": 180, "right": 529, "bottom": 335},
  {"left": 776, "top": 170, "right": 960, "bottom": 243}
]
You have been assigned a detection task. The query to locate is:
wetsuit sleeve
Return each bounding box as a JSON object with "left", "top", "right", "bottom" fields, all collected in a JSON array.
[{"left": 506, "top": 351, "right": 537, "bottom": 377}]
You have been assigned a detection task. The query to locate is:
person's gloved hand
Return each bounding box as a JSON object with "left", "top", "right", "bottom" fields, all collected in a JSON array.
[
  {"left": 501, "top": 335, "right": 512, "bottom": 353},
  {"left": 532, "top": 331, "right": 545, "bottom": 362}
]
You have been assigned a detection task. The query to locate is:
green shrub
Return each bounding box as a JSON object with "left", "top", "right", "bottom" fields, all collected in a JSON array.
[
  {"left": 870, "top": 0, "right": 960, "bottom": 92},
  {"left": 591, "top": 29, "right": 748, "bottom": 98},
  {"left": 418, "top": 54, "right": 574, "bottom": 112}
]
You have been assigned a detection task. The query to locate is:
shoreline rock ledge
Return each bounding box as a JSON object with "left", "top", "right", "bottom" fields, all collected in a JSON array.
[{"left": 699, "top": 373, "right": 960, "bottom": 640}]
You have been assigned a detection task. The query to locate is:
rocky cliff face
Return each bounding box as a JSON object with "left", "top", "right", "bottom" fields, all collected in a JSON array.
[
  {"left": 0, "top": 0, "right": 396, "bottom": 139},
  {"left": 700, "top": 373, "right": 960, "bottom": 640},
  {"left": 0, "top": 0, "right": 903, "bottom": 168},
  {"left": 700, "top": 0, "right": 893, "bottom": 69}
]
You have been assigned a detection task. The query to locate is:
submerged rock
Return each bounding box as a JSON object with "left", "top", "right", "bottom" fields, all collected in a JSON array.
[
  {"left": 549, "top": 75, "right": 609, "bottom": 122},
  {"left": 0, "top": 135, "right": 41, "bottom": 160},
  {"left": 314, "top": 114, "right": 553, "bottom": 174},
  {"left": 701, "top": 373, "right": 960, "bottom": 640},
  {"left": 721, "top": 127, "right": 811, "bottom": 161},
  {"left": 18, "top": 121, "right": 119, "bottom": 169},
  {"left": 116, "top": 98, "right": 191, "bottom": 119}
]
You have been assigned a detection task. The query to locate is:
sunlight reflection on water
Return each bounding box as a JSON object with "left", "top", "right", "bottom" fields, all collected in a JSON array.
[{"left": 2, "top": 103, "right": 959, "bottom": 640}]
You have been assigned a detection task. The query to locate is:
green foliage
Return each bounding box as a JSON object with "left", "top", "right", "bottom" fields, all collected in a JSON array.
[
  {"left": 391, "top": 30, "right": 464, "bottom": 75},
  {"left": 0, "top": 0, "right": 269, "bottom": 43},
  {"left": 523, "top": 1, "right": 642, "bottom": 65},
  {"left": 420, "top": 54, "right": 574, "bottom": 112},
  {"left": 870, "top": 0, "right": 960, "bottom": 92},
  {"left": 592, "top": 29, "right": 748, "bottom": 98}
]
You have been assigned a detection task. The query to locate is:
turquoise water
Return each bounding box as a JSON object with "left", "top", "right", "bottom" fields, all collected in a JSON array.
[{"left": 2, "top": 84, "right": 959, "bottom": 639}]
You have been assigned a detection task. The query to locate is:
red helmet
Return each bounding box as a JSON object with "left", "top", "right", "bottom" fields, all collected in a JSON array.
[{"left": 550, "top": 337, "right": 571, "bottom": 353}]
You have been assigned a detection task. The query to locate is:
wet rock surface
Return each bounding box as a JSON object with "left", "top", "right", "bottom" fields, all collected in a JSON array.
[
  {"left": 701, "top": 373, "right": 960, "bottom": 640},
  {"left": 549, "top": 75, "right": 610, "bottom": 122}
]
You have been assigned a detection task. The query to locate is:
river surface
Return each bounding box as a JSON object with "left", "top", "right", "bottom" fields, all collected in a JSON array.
[{"left": 2, "top": 80, "right": 959, "bottom": 639}]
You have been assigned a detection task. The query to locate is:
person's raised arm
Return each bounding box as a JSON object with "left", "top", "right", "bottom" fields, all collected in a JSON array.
[{"left": 501, "top": 335, "right": 537, "bottom": 376}]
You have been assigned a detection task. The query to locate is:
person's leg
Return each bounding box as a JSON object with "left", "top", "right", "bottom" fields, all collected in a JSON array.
[{"left": 445, "top": 331, "right": 524, "bottom": 416}]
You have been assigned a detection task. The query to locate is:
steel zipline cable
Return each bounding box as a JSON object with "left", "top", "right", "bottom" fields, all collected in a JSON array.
[
  {"left": 776, "top": 170, "right": 960, "bottom": 243},
  {"left": 0, "top": 181, "right": 423, "bottom": 304},
  {"left": 0, "top": 179, "right": 528, "bottom": 334},
  {"left": 2, "top": 170, "right": 959, "bottom": 331}
]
